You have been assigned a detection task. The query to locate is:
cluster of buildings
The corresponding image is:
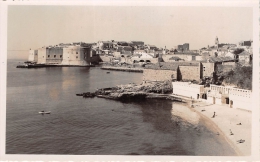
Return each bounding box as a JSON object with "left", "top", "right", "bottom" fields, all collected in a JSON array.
[
  {"left": 26, "top": 37, "right": 253, "bottom": 110},
  {"left": 139, "top": 37, "right": 253, "bottom": 111},
  {"left": 95, "top": 37, "right": 252, "bottom": 68},
  {"left": 27, "top": 37, "right": 252, "bottom": 68},
  {"left": 142, "top": 37, "right": 253, "bottom": 83}
]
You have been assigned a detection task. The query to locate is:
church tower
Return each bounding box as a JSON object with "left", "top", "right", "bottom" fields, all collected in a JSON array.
[{"left": 215, "top": 36, "right": 219, "bottom": 48}]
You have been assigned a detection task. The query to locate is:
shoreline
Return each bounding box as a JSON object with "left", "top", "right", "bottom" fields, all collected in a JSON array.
[
  {"left": 94, "top": 92, "right": 249, "bottom": 156},
  {"left": 101, "top": 66, "right": 143, "bottom": 72},
  {"left": 76, "top": 74, "right": 251, "bottom": 156},
  {"left": 190, "top": 101, "right": 251, "bottom": 156}
]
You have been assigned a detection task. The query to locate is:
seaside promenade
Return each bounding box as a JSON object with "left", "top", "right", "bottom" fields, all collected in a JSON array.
[{"left": 192, "top": 102, "right": 251, "bottom": 156}]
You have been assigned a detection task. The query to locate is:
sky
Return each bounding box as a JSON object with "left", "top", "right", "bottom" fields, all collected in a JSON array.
[{"left": 7, "top": 5, "right": 253, "bottom": 59}]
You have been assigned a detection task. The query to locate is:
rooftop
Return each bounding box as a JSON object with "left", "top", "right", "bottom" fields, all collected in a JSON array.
[
  {"left": 238, "top": 51, "right": 251, "bottom": 56},
  {"left": 203, "top": 56, "right": 235, "bottom": 63},
  {"left": 174, "top": 52, "right": 200, "bottom": 55}
]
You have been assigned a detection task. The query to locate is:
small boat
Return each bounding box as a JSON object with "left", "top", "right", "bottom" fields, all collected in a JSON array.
[{"left": 39, "top": 111, "right": 51, "bottom": 114}]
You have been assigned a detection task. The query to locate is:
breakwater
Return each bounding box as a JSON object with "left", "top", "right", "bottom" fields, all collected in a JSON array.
[
  {"left": 16, "top": 64, "right": 95, "bottom": 68},
  {"left": 101, "top": 66, "right": 143, "bottom": 72}
]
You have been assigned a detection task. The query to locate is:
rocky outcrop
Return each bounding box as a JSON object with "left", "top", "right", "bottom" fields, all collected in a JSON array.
[{"left": 77, "top": 81, "right": 172, "bottom": 101}]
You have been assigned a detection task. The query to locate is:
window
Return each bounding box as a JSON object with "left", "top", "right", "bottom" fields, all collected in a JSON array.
[
  {"left": 48, "top": 55, "right": 50, "bottom": 58},
  {"left": 60, "top": 55, "right": 62, "bottom": 58},
  {"left": 76, "top": 52, "right": 78, "bottom": 54},
  {"left": 54, "top": 55, "right": 56, "bottom": 58},
  {"left": 76, "top": 56, "right": 78, "bottom": 58}
]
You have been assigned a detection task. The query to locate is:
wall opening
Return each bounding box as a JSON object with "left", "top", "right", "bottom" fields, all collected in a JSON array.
[{"left": 225, "top": 97, "right": 229, "bottom": 104}]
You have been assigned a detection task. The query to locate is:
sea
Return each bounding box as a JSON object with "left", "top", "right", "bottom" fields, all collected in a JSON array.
[{"left": 6, "top": 59, "right": 237, "bottom": 155}]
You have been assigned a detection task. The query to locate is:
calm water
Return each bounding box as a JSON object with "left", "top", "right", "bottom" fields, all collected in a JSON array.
[{"left": 6, "top": 59, "right": 236, "bottom": 155}]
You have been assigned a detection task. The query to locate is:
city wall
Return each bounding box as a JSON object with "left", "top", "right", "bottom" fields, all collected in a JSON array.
[
  {"left": 179, "top": 65, "right": 200, "bottom": 81},
  {"left": 143, "top": 69, "right": 177, "bottom": 81}
]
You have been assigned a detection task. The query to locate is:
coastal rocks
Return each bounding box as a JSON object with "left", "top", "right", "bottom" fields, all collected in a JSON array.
[
  {"left": 77, "top": 81, "right": 172, "bottom": 101},
  {"left": 97, "top": 92, "right": 147, "bottom": 101},
  {"left": 83, "top": 92, "right": 95, "bottom": 98}
]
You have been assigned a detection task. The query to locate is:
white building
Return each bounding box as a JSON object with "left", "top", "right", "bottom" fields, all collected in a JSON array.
[
  {"left": 172, "top": 82, "right": 205, "bottom": 99},
  {"left": 206, "top": 84, "right": 252, "bottom": 111},
  {"left": 229, "top": 88, "right": 252, "bottom": 111}
]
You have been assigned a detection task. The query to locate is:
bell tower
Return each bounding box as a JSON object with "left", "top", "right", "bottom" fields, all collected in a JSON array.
[{"left": 215, "top": 36, "right": 219, "bottom": 48}]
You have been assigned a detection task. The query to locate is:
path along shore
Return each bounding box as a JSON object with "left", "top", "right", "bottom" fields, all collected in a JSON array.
[{"left": 191, "top": 101, "right": 251, "bottom": 156}]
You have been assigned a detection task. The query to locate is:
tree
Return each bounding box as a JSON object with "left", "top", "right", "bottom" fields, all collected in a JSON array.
[
  {"left": 221, "top": 65, "right": 252, "bottom": 90},
  {"left": 233, "top": 48, "right": 244, "bottom": 54}
]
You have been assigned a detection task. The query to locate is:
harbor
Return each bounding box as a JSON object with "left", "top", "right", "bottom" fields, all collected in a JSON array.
[{"left": 4, "top": 3, "right": 256, "bottom": 159}]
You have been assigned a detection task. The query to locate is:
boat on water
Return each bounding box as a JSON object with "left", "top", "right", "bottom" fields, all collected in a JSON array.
[{"left": 39, "top": 111, "right": 51, "bottom": 114}]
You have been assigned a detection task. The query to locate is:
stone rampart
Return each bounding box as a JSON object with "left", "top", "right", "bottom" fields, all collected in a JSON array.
[
  {"left": 143, "top": 69, "right": 177, "bottom": 81},
  {"left": 61, "top": 46, "right": 90, "bottom": 65},
  {"left": 46, "top": 48, "right": 63, "bottom": 64},
  {"left": 179, "top": 65, "right": 200, "bottom": 81}
]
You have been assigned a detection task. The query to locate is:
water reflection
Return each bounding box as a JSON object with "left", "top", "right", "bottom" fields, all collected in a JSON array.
[
  {"left": 49, "top": 87, "right": 59, "bottom": 101},
  {"left": 140, "top": 99, "right": 178, "bottom": 133}
]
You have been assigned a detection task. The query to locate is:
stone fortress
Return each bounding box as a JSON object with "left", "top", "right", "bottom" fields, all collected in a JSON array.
[{"left": 28, "top": 42, "right": 99, "bottom": 66}]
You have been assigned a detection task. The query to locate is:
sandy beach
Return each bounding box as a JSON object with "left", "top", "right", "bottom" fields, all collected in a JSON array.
[{"left": 191, "top": 101, "right": 251, "bottom": 156}]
